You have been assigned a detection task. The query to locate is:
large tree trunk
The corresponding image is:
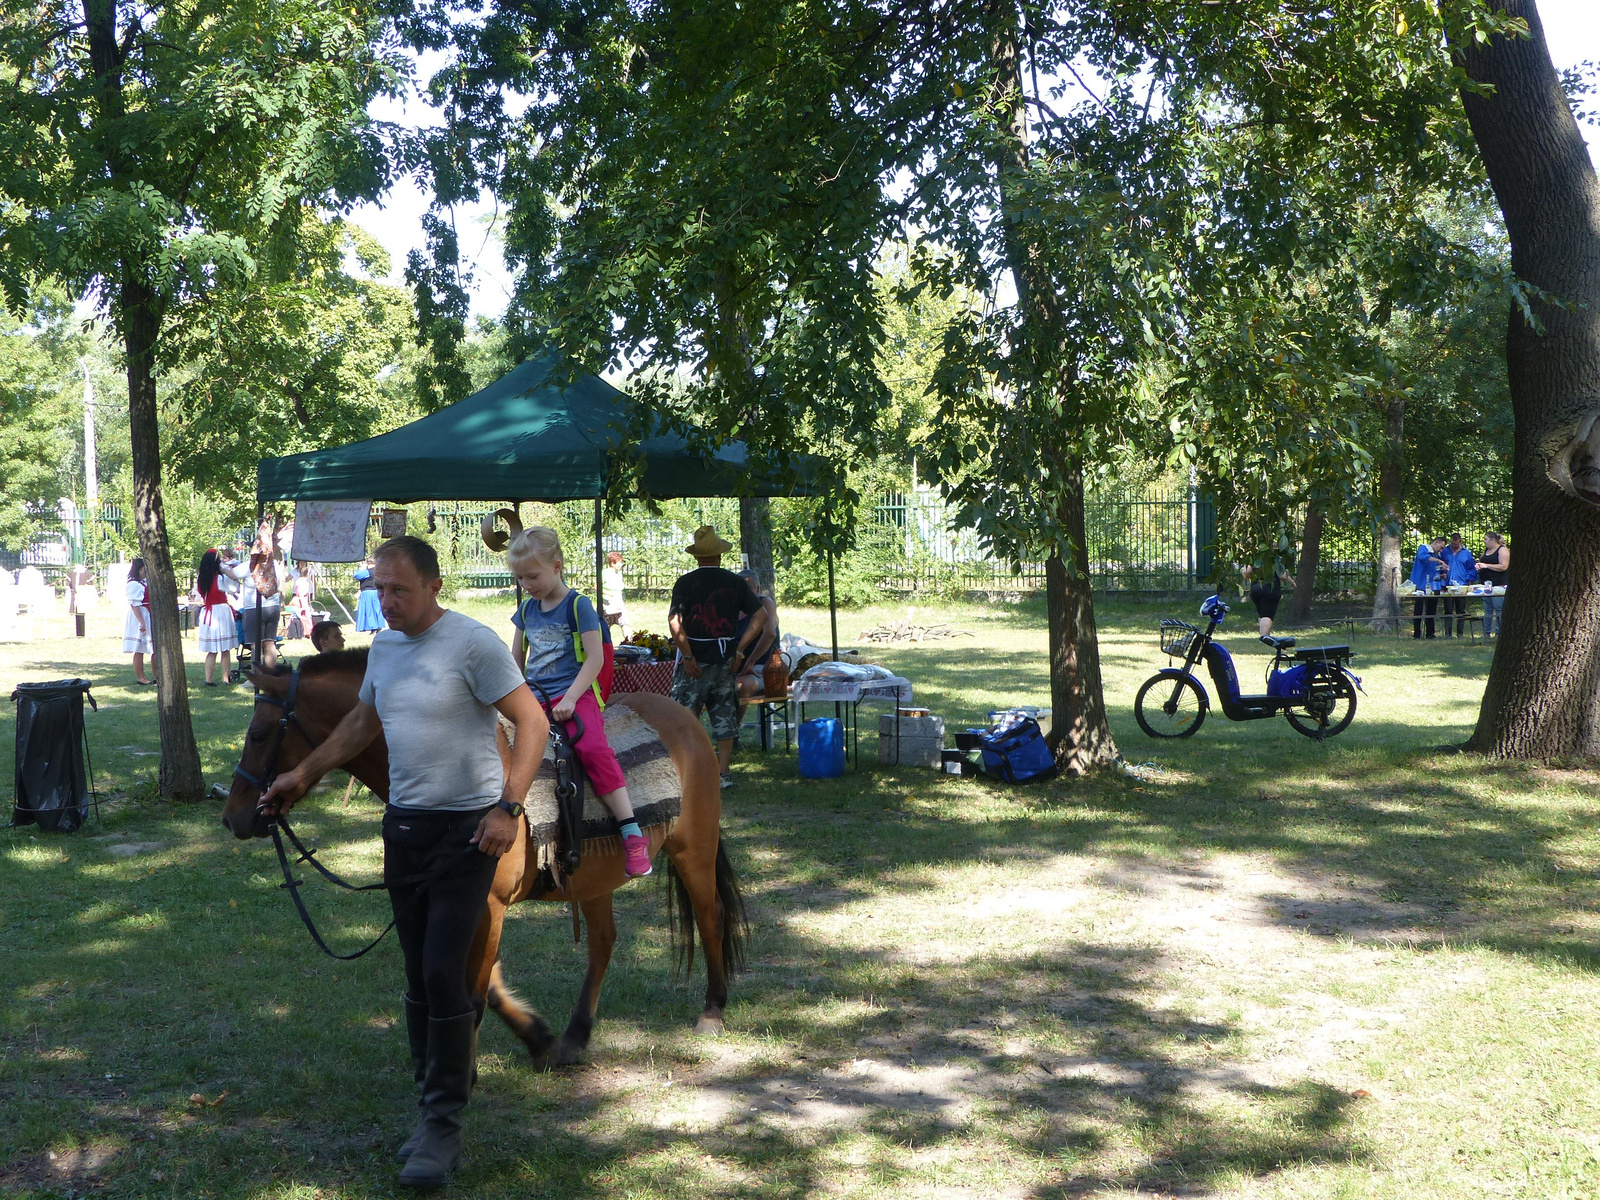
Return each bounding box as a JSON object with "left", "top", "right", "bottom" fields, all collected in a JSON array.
[
  {"left": 124, "top": 276, "right": 204, "bottom": 798},
  {"left": 989, "top": 2, "right": 1118, "bottom": 774},
  {"left": 1045, "top": 465, "right": 1117, "bottom": 775},
  {"left": 738, "top": 497, "right": 775, "bottom": 593},
  {"left": 89, "top": 0, "right": 203, "bottom": 797},
  {"left": 1455, "top": 1, "right": 1600, "bottom": 758},
  {"left": 1371, "top": 396, "right": 1406, "bottom": 632},
  {"left": 1289, "top": 503, "right": 1324, "bottom": 625}
]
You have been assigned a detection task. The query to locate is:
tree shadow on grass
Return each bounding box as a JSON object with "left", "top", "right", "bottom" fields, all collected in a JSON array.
[{"left": 0, "top": 793, "right": 1371, "bottom": 1200}]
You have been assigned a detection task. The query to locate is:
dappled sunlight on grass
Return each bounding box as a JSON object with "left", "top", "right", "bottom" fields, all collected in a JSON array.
[{"left": 3, "top": 598, "right": 1599, "bottom": 1196}]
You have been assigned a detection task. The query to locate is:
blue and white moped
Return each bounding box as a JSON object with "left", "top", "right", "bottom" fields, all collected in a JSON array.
[{"left": 1135, "top": 595, "right": 1362, "bottom": 741}]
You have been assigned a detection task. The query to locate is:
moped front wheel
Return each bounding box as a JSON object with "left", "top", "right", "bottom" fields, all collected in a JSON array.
[
  {"left": 1286, "top": 673, "right": 1357, "bottom": 740},
  {"left": 1135, "top": 672, "right": 1208, "bottom": 738}
]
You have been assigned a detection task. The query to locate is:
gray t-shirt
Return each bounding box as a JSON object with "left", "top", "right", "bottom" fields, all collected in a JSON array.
[{"left": 357, "top": 608, "right": 526, "bottom": 812}]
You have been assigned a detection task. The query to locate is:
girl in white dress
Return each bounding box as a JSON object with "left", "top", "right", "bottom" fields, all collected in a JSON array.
[
  {"left": 122, "top": 558, "right": 154, "bottom": 685},
  {"left": 195, "top": 548, "right": 241, "bottom": 686},
  {"left": 289, "top": 560, "right": 316, "bottom": 638}
]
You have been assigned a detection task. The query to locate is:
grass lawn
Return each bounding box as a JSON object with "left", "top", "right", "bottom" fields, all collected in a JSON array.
[{"left": 4, "top": 593, "right": 1599, "bottom": 1199}]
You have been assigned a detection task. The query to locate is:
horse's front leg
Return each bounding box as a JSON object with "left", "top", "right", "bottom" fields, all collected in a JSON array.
[
  {"left": 548, "top": 893, "right": 617, "bottom": 1066},
  {"left": 471, "top": 834, "right": 556, "bottom": 1062}
]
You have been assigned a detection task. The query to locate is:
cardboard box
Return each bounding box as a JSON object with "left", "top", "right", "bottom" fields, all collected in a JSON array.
[
  {"left": 878, "top": 734, "right": 944, "bottom": 768},
  {"left": 878, "top": 713, "right": 946, "bottom": 740}
]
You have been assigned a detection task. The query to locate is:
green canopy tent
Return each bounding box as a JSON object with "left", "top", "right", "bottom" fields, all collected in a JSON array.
[{"left": 254, "top": 350, "right": 845, "bottom": 656}]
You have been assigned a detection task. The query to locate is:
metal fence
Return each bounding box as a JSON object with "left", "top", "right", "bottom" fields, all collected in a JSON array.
[
  {"left": 5, "top": 489, "right": 1514, "bottom": 602},
  {"left": 0, "top": 503, "right": 125, "bottom": 582}
]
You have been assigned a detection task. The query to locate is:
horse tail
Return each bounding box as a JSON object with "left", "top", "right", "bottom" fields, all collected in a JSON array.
[
  {"left": 663, "top": 831, "right": 748, "bottom": 979},
  {"left": 715, "top": 838, "right": 749, "bottom": 975}
]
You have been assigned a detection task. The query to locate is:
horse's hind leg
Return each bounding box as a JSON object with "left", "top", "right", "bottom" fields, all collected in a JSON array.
[
  {"left": 670, "top": 845, "right": 731, "bottom": 1035},
  {"left": 549, "top": 894, "right": 617, "bottom": 1067}
]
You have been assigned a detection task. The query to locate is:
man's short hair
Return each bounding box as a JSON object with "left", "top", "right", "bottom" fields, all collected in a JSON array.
[
  {"left": 374, "top": 535, "right": 441, "bottom": 581},
  {"left": 309, "top": 620, "right": 342, "bottom": 650},
  {"left": 1449, "top": 532, "right": 1463, "bottom": 541},
  {"left": 1432, "top": 536, "right": 1448, "bottom": 545}
]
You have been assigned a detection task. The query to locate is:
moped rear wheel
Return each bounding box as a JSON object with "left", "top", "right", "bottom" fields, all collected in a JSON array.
[
  {"left": 1135, "top": 673, "right": 1208, "bottom": 738},
  {"left": 1286, "top": 673, "right": 1357, "bottom": 740}
]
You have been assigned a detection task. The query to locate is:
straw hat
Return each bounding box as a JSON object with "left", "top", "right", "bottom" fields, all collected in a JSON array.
[{"left": 685, "top": 525, "right": 734, "bottom": 557}]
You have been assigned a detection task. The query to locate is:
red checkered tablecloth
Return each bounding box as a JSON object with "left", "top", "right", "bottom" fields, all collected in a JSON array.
[{"left": 611, "top": 660, "right": 675, "bottom": 696}]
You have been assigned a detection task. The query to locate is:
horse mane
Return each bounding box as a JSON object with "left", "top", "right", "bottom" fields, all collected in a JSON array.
[{"left": 297, "top": 647, "right": 371, "bottom": 677}]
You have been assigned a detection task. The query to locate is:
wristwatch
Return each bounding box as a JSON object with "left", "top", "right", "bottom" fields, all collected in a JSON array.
[{"left": 495, "top": 799, "right": 525, "bottom": 818}]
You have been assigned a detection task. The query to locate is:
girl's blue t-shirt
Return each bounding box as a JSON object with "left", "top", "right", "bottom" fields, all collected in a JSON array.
[{"left": 511, "top": 591, "right": 601, "bottom": 699}]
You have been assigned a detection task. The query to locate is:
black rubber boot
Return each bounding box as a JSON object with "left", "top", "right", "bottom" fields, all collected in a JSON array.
[
  {"left": 397, "top": 1011, "right": 476, "bottom": 1188},
  {"left": 396, "top": 995, "right": 429, "bottom": 1161}
]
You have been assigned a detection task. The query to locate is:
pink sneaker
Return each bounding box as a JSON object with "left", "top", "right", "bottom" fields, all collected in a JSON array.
[{"left": 623, "top": 833, "right": 653, "bottom": 878}]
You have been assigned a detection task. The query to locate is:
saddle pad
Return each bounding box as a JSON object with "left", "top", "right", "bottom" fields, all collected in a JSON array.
[{"left": 500, "top": 704, "right": 681, "bottom": 872}]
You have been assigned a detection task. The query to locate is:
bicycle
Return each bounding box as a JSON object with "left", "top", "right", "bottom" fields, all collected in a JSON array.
[{"left": 1134, "top": 595, "right": 1362, "bottom": 741}]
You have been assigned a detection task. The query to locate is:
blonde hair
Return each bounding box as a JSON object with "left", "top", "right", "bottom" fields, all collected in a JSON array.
[{"left": 506, "top": 525, "right": 563, "bottom": 574}]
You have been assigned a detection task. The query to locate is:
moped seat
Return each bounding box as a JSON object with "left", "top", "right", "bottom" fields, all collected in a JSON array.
[{"left": 1261, "top": 635, "right": 1297, "bottom": 650}]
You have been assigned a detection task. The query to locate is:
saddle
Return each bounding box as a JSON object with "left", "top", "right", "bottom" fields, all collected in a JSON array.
[{"left": 498, "top": 704, "right": 683, "bottom": 885}]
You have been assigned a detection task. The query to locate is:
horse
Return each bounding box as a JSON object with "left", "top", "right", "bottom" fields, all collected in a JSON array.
[{"left": 220, "top": 648, "right": 746, "bottom": 1066}]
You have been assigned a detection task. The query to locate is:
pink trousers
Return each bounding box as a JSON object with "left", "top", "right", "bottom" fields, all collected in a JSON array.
[{"left": 561, "top": 690, "right": 627, "bottom": 796}]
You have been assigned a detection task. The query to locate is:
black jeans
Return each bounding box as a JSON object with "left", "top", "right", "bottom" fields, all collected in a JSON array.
[
  {"left": 1412, "top": 596, "right": 1438, "bottom": 637},
  {"left": 383, "top": 806, "right": 498, "bottom": 1019},
  {"left": 1441, "top": 596, "right": 1465, "bottom": 636}
]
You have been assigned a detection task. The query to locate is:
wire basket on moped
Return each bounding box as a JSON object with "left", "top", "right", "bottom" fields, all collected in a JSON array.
[{"left": 1135, "top": 595, "right": 1363, "bottom": 741}]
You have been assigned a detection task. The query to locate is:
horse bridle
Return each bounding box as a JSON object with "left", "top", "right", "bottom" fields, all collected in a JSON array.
[
  {"left": 233, "top": 669, "right": 467, "bottom": 962},
  {"left": 233, "top": 669, "right": 314, "bottom": 796}
]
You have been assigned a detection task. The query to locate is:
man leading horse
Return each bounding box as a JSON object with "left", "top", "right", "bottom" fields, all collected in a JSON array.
[{"left": 258, "top": 535, "right": 548, "bottom": 1189}]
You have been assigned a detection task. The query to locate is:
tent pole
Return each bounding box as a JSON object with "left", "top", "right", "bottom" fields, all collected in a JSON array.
[
  {"left": 827, "top": 547, "right": 838, "bottom": 662},
  {"left": 594, "top": 497, "right": 604, "bottom": 615},
  {"left": 253, "top": 500, "right": 265, "bottom": 682},
  {"left": 511, "top": 500, "right": 523, "bottom": 619}
]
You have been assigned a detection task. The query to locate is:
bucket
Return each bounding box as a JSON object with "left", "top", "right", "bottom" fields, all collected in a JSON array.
[{"left": 798, "top": 717, "right": 845, "bottom": 778}]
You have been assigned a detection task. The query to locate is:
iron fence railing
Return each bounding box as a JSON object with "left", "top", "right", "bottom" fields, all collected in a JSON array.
[{"left": 4, "top": 489, "right": 1514, "bottom": 602}]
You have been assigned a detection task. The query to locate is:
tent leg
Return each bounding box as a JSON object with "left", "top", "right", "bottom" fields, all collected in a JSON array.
[
  {"left": 594, "top": 497, "right": 604, "bottom": 615},
  {"left": 253, "top": 500, "right": 265, "bottom": 682},
  {"left": 828, "top": 547, "right": 838, "bottom": 662}
]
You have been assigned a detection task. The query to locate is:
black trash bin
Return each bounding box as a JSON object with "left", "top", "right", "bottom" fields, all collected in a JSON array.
[{"left": 11, "top": 679, "right": 97, "bottom": 832}]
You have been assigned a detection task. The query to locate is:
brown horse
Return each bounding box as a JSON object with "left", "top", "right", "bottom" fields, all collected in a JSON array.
[{"left": 220, "top": 649, "right": 746, "bottom": 1065}]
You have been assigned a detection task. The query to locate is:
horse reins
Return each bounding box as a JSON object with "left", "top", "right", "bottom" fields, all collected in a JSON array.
[{"left": 236, "top": 670, "right": 474, "bottom": 961}]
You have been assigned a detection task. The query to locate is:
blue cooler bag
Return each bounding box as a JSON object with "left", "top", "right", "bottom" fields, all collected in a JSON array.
[{"left": 979, "top": 717, "right": 1056, "bottom": 783}]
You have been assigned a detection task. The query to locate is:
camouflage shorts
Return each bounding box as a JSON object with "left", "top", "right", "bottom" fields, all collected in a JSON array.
[{"left": 669, "top": 658, "right": 740, "bottom": 742}]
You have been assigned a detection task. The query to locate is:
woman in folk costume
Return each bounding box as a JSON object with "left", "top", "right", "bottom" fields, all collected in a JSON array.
[
  {"left": 122, "top": 558, "right": 155, "bottom": 685},
  {"left": 195, "top": 548, "right": 241, "bottom": 686},
  {"left": 289, "top": 560, "right": 316, "bottom": 639},
  {"left": 354, "top": 557, "right": 386, "bottom": 632}
]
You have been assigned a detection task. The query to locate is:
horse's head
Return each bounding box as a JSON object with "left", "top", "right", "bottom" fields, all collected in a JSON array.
[
  {"left": 222, "top": 670, "right": 305, "bottom": 839},
  {"left": 221, "top": 651, "right": 376, "bottom": 839}
]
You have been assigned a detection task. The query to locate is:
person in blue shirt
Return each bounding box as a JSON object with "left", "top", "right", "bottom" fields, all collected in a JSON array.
[
  {"left": 1440, "top": 532, "right": 1478, "bottom": 638},
  {"left": 1410, "top": 537, "right": 1447, "bottom": 639}
]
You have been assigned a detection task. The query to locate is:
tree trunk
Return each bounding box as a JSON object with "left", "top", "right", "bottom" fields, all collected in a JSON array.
[
  {"left": 1289, "top": 503, "right": 1324, "bottom": 625},
  {"left": 1045, "top": 466, "right": 1118, "bottom": 776},
  {"left": 989, "top": 2, "right": 1118, "bottom": 774},
  {"left": 738, "top": 497, "right": 775, "bottom": 593},
  {"left": 1454, "top": 1, "right": 1600, "bottom": 758},
  {"left": 124, "top": 274, "right": 205, "bottom": 799},
  {"left": 1371, "top": 396, "right": 1406, "bottom": 632}
]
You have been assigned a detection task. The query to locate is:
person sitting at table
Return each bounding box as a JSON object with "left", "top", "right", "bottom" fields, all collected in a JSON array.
[
  {"left": 1475, "top": 532, "right": 1510, "bottom": 639},
  {"left": 733, "top": 568, "right": 780, "bottom": 713},
  {"left": 1441, "top": 531, "right": 1478, "bottom": 638},
  {"left": 1410, "top": 536, "right": 1448, "bottom": 639}
]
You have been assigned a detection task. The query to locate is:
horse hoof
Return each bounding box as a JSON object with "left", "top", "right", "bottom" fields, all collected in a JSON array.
[
  {"left": 693, "top": 1014, "right": 725, "bottom": 1037},
  {"left": 546, "top": 1039, "right": 585, "bottom": 1068}
]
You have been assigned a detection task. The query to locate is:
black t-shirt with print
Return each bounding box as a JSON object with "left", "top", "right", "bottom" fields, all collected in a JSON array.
[{"left": 669, "top": 567, "right": 761, "bottom": 664}]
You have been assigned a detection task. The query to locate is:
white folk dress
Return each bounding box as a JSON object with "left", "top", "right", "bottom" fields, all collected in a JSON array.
[
  {"left": 122, "top": 579, "right": 152, "bottom": 654},
  {"left": 196, "top": 575, "right": 240, "bottom": 654}
]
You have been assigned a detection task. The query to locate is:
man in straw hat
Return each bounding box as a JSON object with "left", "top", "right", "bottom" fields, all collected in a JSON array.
[{"left": 668, "top": 526, "right": 765, "bottom": 789}]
